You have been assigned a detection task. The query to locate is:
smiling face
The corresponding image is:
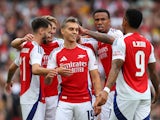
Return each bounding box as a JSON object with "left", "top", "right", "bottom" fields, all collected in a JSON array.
[
  {"left": 41, "top": 25, "right": 52, "bottom": 44},
  {"left": 46, "top": 22, "right": 57, "bottom": 42},
  {"left": 61, "top": 22, "right": 79, "bottom": 43},
  {"left": 42, "top": 15, "right": 58, "bottom": 43},
  {"left": 93, "top": 12, "right": 111, "bottom": 33}
]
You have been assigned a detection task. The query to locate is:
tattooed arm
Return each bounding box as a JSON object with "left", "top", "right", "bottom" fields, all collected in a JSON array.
[{"left": 79, "top": 26, "right": 114, "bottom": 44}]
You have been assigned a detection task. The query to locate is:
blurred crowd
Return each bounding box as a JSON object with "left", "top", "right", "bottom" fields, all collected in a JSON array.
[{"left": 0, "top": 0, "right": 160, "bottom": 120}]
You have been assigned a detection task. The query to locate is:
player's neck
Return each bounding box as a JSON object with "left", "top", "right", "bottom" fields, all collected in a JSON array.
[
  {"left": 33, "top": 35, "right": 42, "bottom": 45},
  {"left": 64, "top": 41, "right": 77, "bottom": 49},
  {"left": 125, "top": 27, "right": 138, "bottom": 34}
]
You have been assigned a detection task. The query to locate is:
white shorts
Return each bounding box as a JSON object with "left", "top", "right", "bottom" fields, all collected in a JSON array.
[
  {"left": 110, "top": 93, "right": 151, "bottom": 120},
  {"left": 55, "top": 101, "right": 94, "bottom": 120},
  {"left": 100, "top": 91, "right": 115, "bottom": 120},
  {"left": 21, "top": 102, "right": 46, "bottom": 120},
  {"left": 45, "top": 95, "right": 58, "bottom": 120},
  {"left": 92, "top": 95, "right": 100, "bottom": 120}
]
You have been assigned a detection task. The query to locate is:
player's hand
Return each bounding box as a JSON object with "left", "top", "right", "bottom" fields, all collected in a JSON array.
[
  {"left": 79, "top": 26, "right": 88, "bottom": 35},
  {"left": 57, "top": 66, "right": 73, "bottom": 76},
  {"left": 94, "top": 91, "right": 108, "bottom": 108},
  {"left": 152, "top": 87, "right": 160, "bottom": 104},
  {"left": 5, "top": 81, "right": 13, "bottom": 94},
  {"left": 22, "top": 33, "right": 34, "bottom": 42},
  {"left": 94, "top": 105, "right": 101, "bottom": 116},
  {"left": 45, "top": 69, "right": 58, "bottom": 84}
]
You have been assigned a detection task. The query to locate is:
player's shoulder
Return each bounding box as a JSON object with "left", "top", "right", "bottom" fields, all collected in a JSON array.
[
  {"left": 53, "top": 37, "right": 64, "bottom": 43},
  {"left": 31, "top": 41, "right": 42, "bottom": 48},
  {"left": 22, "top": 41, "right": 43, "bottom": 54},
  {"left": 80, "top": 36, "right": 97, "bottom": 43},
  {"left": 77, "top": 44, "right": 94, "bottom": 53},
  {"left": 109, "top": 28, "right": 123, "bottom": 39},
  {"left": 33, "top": 41, "right": 44, "bottom": 51},
  {"left": 109, "top": 28, "right": 123, "bottom": 35},
  {"left": 78, "top": 44, "right": 91, "bottom": 49},
  {"left": 50, "top": 43, "right": 64, "bottom": 55}
]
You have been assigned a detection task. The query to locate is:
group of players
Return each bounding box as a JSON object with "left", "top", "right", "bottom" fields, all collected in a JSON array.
[{"left": 5, "top": 8, "right": 159, "bottom": 120}]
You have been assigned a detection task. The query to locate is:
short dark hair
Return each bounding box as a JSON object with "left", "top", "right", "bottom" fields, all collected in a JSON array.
[
  {"left": 61, "top": 16, "right": 80, "bottom": 28},
  {"left": 125, "top": 9, "right": 143, "bottom": 29},
  {"left": 92, "top": 9, "right": 110, "bottom": 19},
  {"left": 31, "top": 17, "right": 51, "bottom": 33}
]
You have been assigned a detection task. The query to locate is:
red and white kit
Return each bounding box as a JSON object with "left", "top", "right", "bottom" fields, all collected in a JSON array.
[
  {"left": 110, "top": 32, "right": 155, "bottom": 120},
  {"left": 81, "top": 28, "right": 123, "bottom": 120},
  {"left": 19, "top": 41, "right": 45, "bottom": 120},
  {"left": 47, "top": 44, "right": 98, "bottom": 120},
  {"left": 41, "top": 38, "right": 63, "bottom": 120}
]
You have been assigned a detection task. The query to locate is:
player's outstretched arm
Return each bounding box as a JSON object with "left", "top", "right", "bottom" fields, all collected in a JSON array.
[
  {"left": 32, "top": 64, "right": 57, "bottom": 76},
  {"left": 11, "top": 33, "right": 34, "bottom": 49},
  {"left": 148, "top": 62, "right": 160, "bottom": 103},
  {"left": 79, "top": 26, "right": 114, "bottom": 44}
]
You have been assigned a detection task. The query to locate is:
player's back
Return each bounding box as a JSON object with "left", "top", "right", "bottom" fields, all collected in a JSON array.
[
  {"left": 123, "top": 32, "right": 152, "bottom": 93},
  {"left": 114, "top": 32, "right": 155, "bottom": 100},
  {"left": 19, "top": 41, "right": 44, "bottom": 104},
  {"left": 20, "top": 41, "right": 34, "bottom": 96}
]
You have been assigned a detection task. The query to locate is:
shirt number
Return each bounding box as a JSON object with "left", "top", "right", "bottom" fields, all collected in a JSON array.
[
  {"left": 135, "top": 51, "right": 145, "bottom": 77},
  {"left": 20, "top": 57, "right": 26, "bottom": 81}
]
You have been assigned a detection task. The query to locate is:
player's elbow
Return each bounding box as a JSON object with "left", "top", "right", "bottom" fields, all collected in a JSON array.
[
  {"left": 10, "top": 41, "right": 15, "bottom": 48},
  {"left": 32, "top": 64, "right": 41, "bottom": 75},
  {"left": 32, "top": 68, "right": 40, "bottom": 75}
]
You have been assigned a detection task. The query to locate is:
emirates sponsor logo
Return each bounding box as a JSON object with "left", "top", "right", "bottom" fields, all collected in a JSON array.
[
  {"left": 98, "top": 47, "right": 108, "bottom": 59},
  {"left": 60, "top": 61, "right": 87, "bottom": 73},
  {"left": 60, "top": 61, "right": 87, "bottom": 68}
]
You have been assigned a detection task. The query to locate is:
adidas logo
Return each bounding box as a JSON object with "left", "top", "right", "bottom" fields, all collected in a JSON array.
[
  {"left": 77, "top": 54, "right": 86, "bottom": 59},
  {"left": 60, "top": 56, "right": 67, "bottom": 62}
]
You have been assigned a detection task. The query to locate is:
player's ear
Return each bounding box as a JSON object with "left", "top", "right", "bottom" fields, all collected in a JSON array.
[
  {"left": 61, "top": 28, "right": 64, "bottom": 35},
  {"left": 38, "top": 27, "right": 45, "bottom": 35}
]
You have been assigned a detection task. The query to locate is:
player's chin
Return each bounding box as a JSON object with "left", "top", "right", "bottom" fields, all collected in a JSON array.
[
  {"left": 97, "top": 28, "right": 105, "bottom": 33},
  {"left": 70, "top": 36, "right": 77, "bottom": 41},
  {"left": 47, "top": 38, "right": 53, "bottom": 42}
]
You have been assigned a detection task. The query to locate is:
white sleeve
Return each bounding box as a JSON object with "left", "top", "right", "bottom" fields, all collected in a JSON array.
[
  {"left": 30, "top": 45, "right": 43, "bottom": 65},
  {"left": 14, "top": 52, "right": 20, "bottom": 66},
  {"left": 47, "top": 51, "right": 57, "bottom": 69},
  {"left": 58, "top": 38, "right": 64, "bottom": 45},
  {"left": 114, "top": 30, "right": 123, "bottom": 39},
  {"left": 87, "top": 48, "right": 98, "bottom": 71},
  {"left": 108, "top": 28, "right": 123, "bottom": 40},
  {"left": 54, "top": 38, "right": 64, "bottom": 46},
  {"left": 112, "top": 37, "right": 126, "bottom": 61},
  {"left": 148, "top": 44, "right": 156, "bottom": 63},
  {"left": 80, "top": 37, "right": 98, "bottom": 53}
]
